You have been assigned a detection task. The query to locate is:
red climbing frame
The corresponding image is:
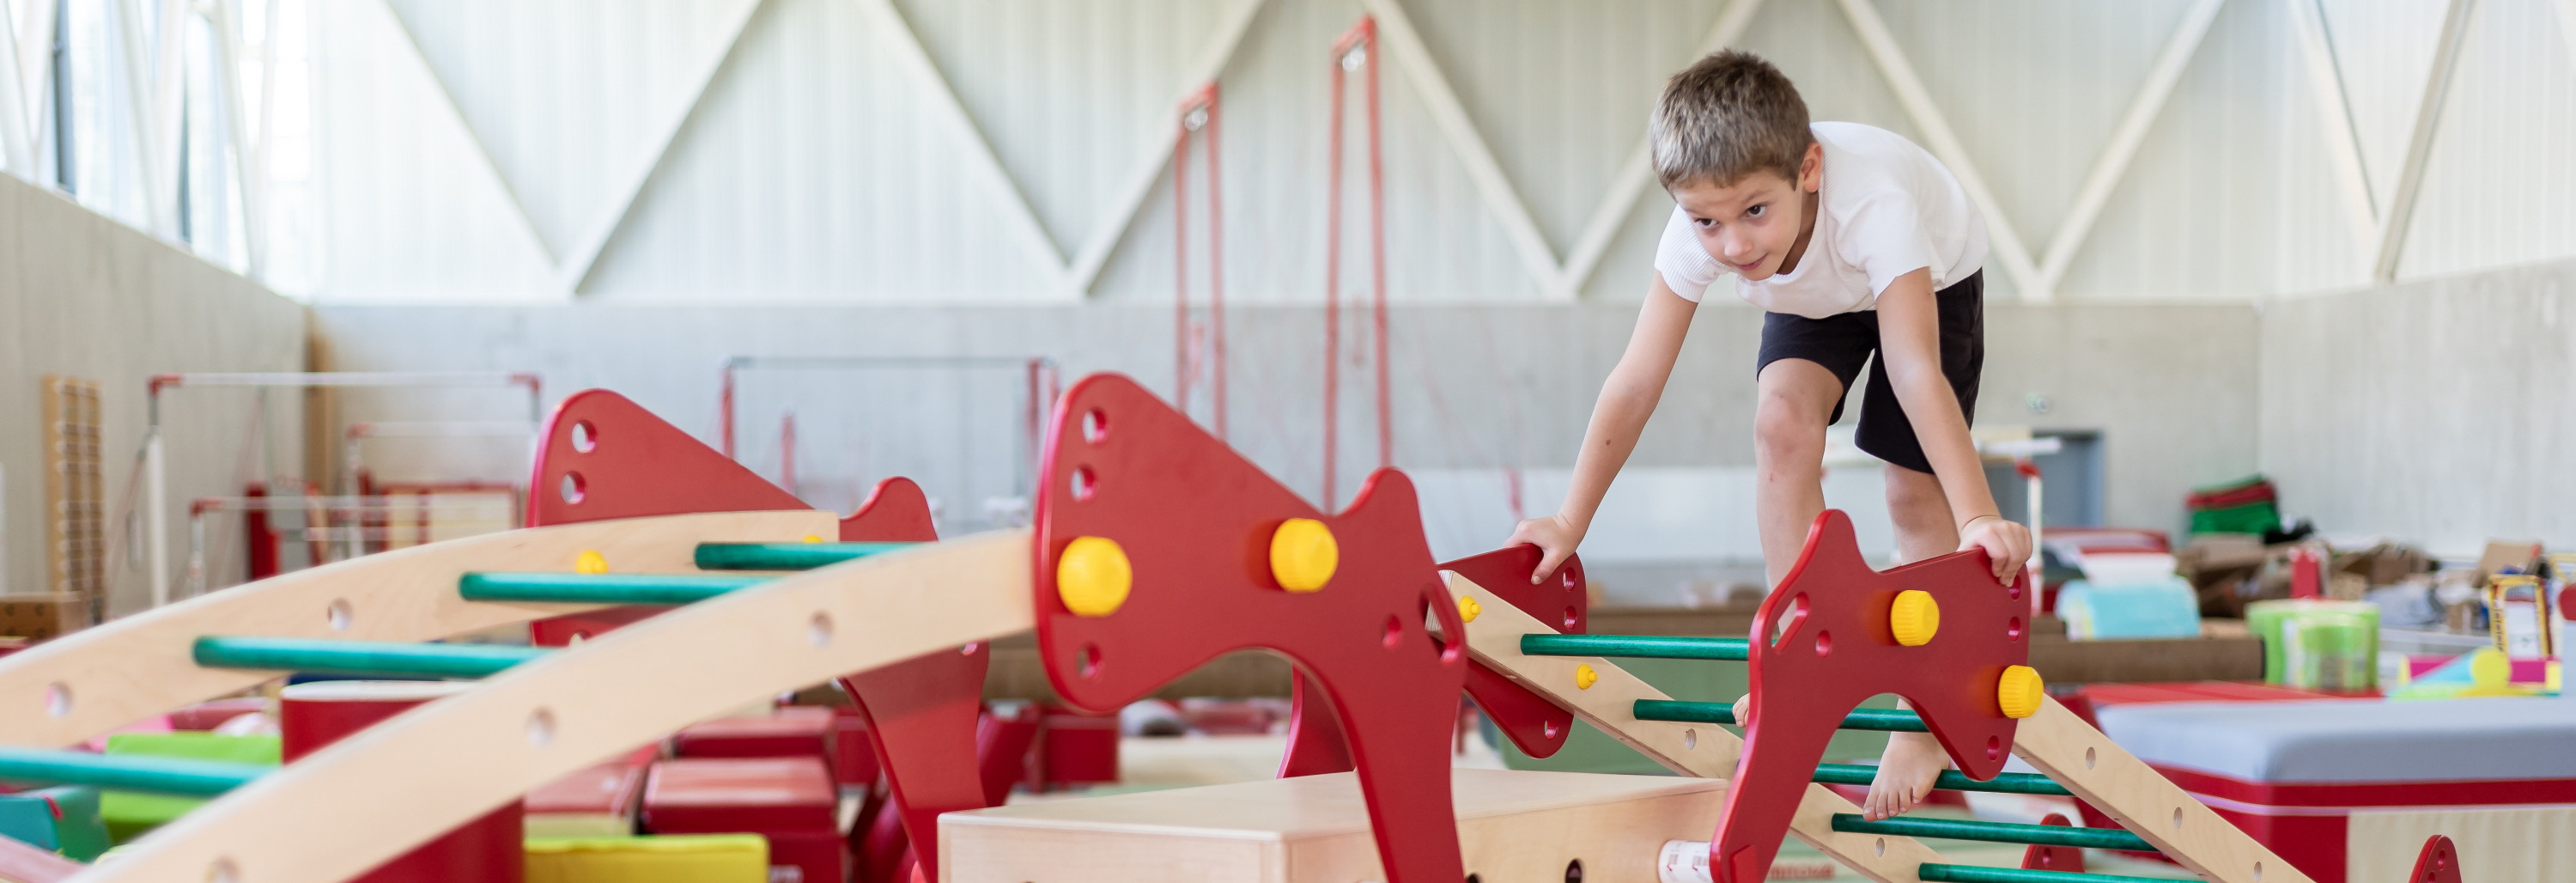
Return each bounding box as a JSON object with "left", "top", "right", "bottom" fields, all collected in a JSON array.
[
  {"left": 2408, "top": 836, "right": 2461, "bottom": 883},
  {"left": 1715, "top": 509, "right": 2033, "bottom": 883},
  {"left": 1175, "top": 83, "right": 1227, "bottom": 439},
  {"left": 1033, "top": 374, "right": 1468, "bottom": 883},
  {"left": 525, "top": 390, "right": 981, "bottom": 883},
  {"left": 1323, "top": 15, "right": 1390, "bottom": 509}
]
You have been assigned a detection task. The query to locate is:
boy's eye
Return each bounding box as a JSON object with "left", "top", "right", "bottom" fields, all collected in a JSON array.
[
  {"left": 1693, "top": 217, "right": 1714, "bottom": 228},
  {"left": 1746, "top": 204, "right": 1766, "bottom": 218}
]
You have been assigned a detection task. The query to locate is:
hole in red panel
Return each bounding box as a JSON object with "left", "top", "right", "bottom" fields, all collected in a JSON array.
[
  {"left": 1562, "top": 606, "right": 1579, "bottom": 630},
  {"left": 2008, "top": 582, "right": 2023, "bottom": 600},
  {"left": 570, "top": 420, "right": 598, "bottom": 454},
  {"left": 1542, "top": 720, "right": 1560, "bottom": 739},
  {"left": 1813, "top": 630, "right": 1832, "bottom": 657},
  {"left": 2008, "top": 617, "right": 2024, "bottom": 640},
  {"left": 559, "top": 472, "right": 586, "bottom": 504},
  {"left": 1561, "top": 569, "right": 1577, "bottom": 590},
  {"left": 1070, "top": 466, "right": 1097, "bottom": 501},
  {"left": 1770, "top": 594, "right": 1810, "bottom": 650},
  {"left": 1987, "top": 734, "right": 2002, "bottom": 760},
  {"left": 1077, "top": 644, "right": 1102, "bottom": 679},
  {"left": 1382, "top": 615, "right": 1403, "bottom": 649},
  {"left": 961, "top": 642, "right": 981, "bottom": 655},
  {"left": 1082, "top": 409, "right": 1109, "bottom": 443}
]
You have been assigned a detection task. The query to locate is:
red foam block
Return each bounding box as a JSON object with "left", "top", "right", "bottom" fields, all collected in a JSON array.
[{"left": 642, "top": 757, "right": 839, "bottom": 836}]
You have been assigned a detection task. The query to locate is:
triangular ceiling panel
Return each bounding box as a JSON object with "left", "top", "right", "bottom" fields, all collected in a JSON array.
[
  {"left": 892, "top": 0, "right": 1236, "bottom": 257},
  {"left": 2314, "top": 0, "right": 2453, "bottom": 215},
  {"left": 313, "top": 0, "right": 556, "bottom": 301},
  {"left": 386, "top": 0, "right": 758, "bottom": 262}
]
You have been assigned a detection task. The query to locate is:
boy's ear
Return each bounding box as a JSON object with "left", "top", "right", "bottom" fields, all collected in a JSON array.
[{"left": 1799, "top": 142, "right": 1824, "bottom": 192}]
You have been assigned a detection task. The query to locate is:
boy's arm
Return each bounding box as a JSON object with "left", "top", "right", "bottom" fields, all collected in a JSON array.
[
  {"left": 1507, "top": 273, "right": 1699, "bottom": 582},
  {"left": 1874, "top": 268, "right": 2031, "bottom": 584}
]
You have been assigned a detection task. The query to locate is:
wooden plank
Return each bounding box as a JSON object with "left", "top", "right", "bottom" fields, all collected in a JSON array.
[
  {"left": 1451, "top": 574, "right": 1943, "bottom": 883},
  {"left": 2009, "top": 696, "right": 2312, "bottom": 883},
  {"left": 39, "top": 377, "right": 101, "bottom": 627},
  {"left": 0, "top": 510, "right": 834, "bottom": 748},
  {"left": 73, "top": 529, "right": 1035, "bottom": 883},
  {"left": 941, "top": 768, "right": 1727, "bottom": 883}
]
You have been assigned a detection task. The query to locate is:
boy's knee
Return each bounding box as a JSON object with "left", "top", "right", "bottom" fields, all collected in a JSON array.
[
  {"left": 1753, "top": 400, "right": 1827, "bottom": 460},
  {"left": 1882, "top": 466, "right": 1946, "bottom": 517}
]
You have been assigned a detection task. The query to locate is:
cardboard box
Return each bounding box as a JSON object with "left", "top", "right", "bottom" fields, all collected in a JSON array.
[{"left": 0, "top": 594, "right": 86, "bottom": 641}]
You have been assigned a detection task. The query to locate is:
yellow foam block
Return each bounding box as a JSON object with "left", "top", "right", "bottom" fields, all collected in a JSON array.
[{"left": 526, "top": 835, "right": 769, "bottom": 883}]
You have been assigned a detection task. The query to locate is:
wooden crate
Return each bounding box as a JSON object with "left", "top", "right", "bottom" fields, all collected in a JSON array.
[
  {"left": 42, "top": 375, "right": 104, "bottom": 627},
  {"left": 0, "top": 594, "right": 88, "bottom": 642},
  {"left": 939, "top": 768, "right": 1725, "bottom": 883}
]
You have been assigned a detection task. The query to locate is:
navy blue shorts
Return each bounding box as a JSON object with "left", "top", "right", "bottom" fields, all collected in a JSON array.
[{"left": 1754, "top": 271, "right": 1984, "bottom": 474}]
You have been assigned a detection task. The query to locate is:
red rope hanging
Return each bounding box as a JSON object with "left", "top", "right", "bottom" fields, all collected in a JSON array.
[
  {"left": 1175, "top": 84, "right": 1227, "bottom": 440},
  {"left": 1325, "top": 17, "right": 1389, "bottom": 509}
]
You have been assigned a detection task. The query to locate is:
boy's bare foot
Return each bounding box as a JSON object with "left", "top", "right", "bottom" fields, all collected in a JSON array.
[{"left": 1864, "top": 730, "right": 1948, "bottom": 820}]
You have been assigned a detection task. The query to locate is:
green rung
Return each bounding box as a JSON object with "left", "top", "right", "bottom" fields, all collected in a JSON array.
[
  {"left": 458, "top": 572, "right": 769, "bottom": 606},
  {"left": 1520, "top": 634, "right": 1750, "bottom": 661},
  {"left": 1917, "top": 864, "right": 2183, "bottom": 883},
  {"left": 0, "top": 747, "right": 265, "bottom": 797},
  {"left": 1632, "top": 699, "right": 1929, "bottom": 733},
  {"left": 694, "top": 542, "right": 916, "bottom": 571},
  {"left": 193, "top": 636, "right": 549, "bottom": 679},
  {"left": 1832, "top": 814, "right": 2154, "bottom": 852},
  {"left": 1812, "top": 763, "right": 2072, "bottom": 796}
]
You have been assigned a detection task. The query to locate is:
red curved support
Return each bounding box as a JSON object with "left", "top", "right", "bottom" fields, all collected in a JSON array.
[
  {"left": 1034, "top": 374, "right": 1467, "bottom": 883},
  {"left": 2407, "top": 836, "right": 2461, "bottom": 883},
  {"left": 2020, "top": 813, "right": 2084, "bottom": 874},
  {"left": 1713, "top": 509, "right": 2032, "bottom": 883},
  {"left": 527, "top": 390, "right": 987, "bottom": 883},
  {"left": 1279, "top": 544, "right": 1587, "bottom": 772}
]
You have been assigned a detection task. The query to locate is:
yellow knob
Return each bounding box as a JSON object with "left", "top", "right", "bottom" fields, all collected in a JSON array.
[
  {"left": 1056, "top": 537, "right": 1133, "bottom": 618},
  {"left": 1891, "top": 589, "right": 1941, "bottom": 647},
  {"left": 1268, "top": 518, "right": 1339, "bottom": 593},
  {"left": 1575, "top": 664, "right": 1599, "bottom": 691},
  {"left": 1457, "top": 594, "right": 1482, "bottom": 623},
  {"left": 2470, "top": 650, "right": 2509, "bottom": 687},
  {"left": 802, "top": 534, "right": 823, "bottom": 544},
  {"left": 574, "top": 550, "right": 608, "bottom": 574},
  {"left": 1997, "top": 665, "right": 2044, "bottom": 719}
]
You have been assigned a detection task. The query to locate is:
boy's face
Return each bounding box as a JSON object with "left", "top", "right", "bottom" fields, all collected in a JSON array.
[{"left": 1672, "top": 143, "right": 1823, "bottom": 282}]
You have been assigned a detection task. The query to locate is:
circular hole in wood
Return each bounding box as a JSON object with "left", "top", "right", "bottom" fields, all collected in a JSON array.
[
  {"left": 2172, "top": 807, "right": 2184, "bottom": 829},
  {"left": 327, "top": 599, "right": 354, "bottom": 631},
  {"left": 1070, "top": 466, "right": 1097, "bottom": 502},
  {"left": 1082, "top": 409, "right": 1109, "bottom": 443},
  {"left": 527, "top": 708, "right": 556, "bottom": 747},
  {"left": 206, "top": 857, "right": 239, "bottom": 883},
  {"left": 808, "top": 612, "right": 834, "bottom": 649},
  {"left": 1874, "top": 837, "right": 1886, "bottom": 858},
  {"left": 559, "top": 472, "right": 586, "bottom": 504},
  {"left": 2254, "top": 862, "right": 2263, "bottom": 881},
  {"left": 1684, "top": 728, "right": 1698, "bottom": 751},
  {"left": 570, "top": 420, "right": 598, "bottom": 454},
  {"left": 2085, "top": 746, "right": 2097, "bottom": 770},
  {"left": 44, "top": 683, "right": 70, "bottom": 718}
]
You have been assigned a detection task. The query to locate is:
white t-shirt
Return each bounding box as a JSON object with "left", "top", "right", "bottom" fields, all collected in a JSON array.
[{"left": 1653, "top": 121, "right": 1987, "bottom": 319}]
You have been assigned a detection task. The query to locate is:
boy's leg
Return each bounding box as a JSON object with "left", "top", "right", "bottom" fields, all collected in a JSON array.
[
  {"left": 1751, "top": 358, "right": 1844, "bottom": 588},
  {"left": 1867, "top": 464, "right": 1960, "bottom": 819}
]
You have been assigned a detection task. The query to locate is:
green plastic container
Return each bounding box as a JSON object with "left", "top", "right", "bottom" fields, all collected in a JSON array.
[
  {"left": 2245, "top": 600, "right": 2379, "bottom": 687},
  {"left": 99, "top": 733, "right": 281, "bottom": 843}
]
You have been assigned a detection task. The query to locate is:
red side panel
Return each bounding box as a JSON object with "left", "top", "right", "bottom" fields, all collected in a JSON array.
[
  {"left": 1032, "top": 374, "right": 1467, "bottom": 883},
  {"left": 2409, "top": 836, "right": 2461, "bottom": 883},
  {"left": 1442, "top": 545, "right": 1584, "bottom": 758},
  {"left": 1713, "top": 509, "right": 2032, "bottom": 883},
  {"left": 527, "top": 390, "right": 987, "bottom": 883},
  {"left": 2020, "top": 813, "right": 2084, "bottom": 874}
]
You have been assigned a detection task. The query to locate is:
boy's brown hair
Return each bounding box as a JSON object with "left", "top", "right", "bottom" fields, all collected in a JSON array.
[{"left": 1650, "top": 50, "right": 1814, "bottom": 190}]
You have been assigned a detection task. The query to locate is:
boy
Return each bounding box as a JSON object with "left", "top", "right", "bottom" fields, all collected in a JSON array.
[{"left": 1507, "top": 52, "right": 2032, "bottom": 821}]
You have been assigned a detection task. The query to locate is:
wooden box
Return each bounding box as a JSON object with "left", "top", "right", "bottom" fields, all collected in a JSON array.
[
  {"left": 0, "top": 594, "right": 86, "bottom": 642},
  {"left": 939, "top": 768, "right": 1726, "bottom": 883}
]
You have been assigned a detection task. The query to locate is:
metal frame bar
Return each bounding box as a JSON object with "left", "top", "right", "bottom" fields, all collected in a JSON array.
[
  {"left": 2283, "top": 0, "right": 2379, "bottom": 271},
  {"left": 2372, "top": 0, "right": 2478, "bottom": 283},
  {"left": 1835, "top": 0, "right": 2044, "bottom": 301},
  {"left": 2036, "top": 0, "right": 2226, "bottom": 294},
  {"left": 555, "top": 0, "right": 765, "bottom": 295}
]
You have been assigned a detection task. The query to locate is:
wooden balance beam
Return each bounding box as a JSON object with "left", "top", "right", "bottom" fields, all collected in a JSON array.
[{"left": 0, "top": 510, "right": 832, "bottom": 750}]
